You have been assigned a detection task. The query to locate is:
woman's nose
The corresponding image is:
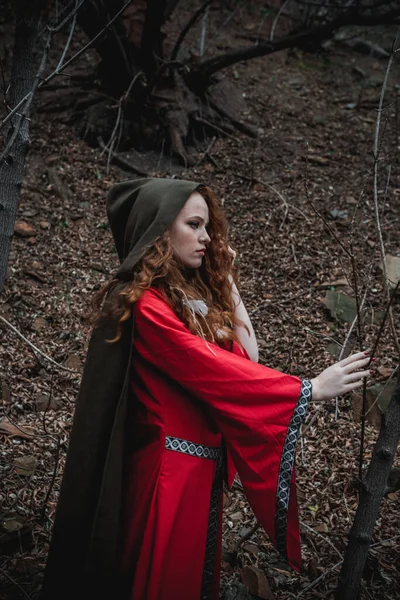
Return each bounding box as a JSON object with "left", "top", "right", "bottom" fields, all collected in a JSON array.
[{"left": 200, "top": 229, "right": 211, "bottom": 243}]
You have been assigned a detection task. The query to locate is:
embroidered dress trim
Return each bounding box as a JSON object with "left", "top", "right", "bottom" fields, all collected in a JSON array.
[
  {"left": 165, "top": 436, "right": 222, "bottom": 460},
  {"left": 165, "top": 436, "right": 223, "bottom": 600},
  {"left": 275, "top": 379, "right": 311, "bottom": 558}
]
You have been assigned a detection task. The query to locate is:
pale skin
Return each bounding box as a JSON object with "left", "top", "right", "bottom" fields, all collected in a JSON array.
[{"left": 170, "top": 192, "right": 371, "bottom": 401}]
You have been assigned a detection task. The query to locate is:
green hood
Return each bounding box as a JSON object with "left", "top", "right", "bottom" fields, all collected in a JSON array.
[{"left": 106, "top": 177, "right": 201, "bottom": 279}]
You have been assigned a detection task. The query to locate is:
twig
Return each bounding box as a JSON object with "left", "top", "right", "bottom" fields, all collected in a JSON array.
[
  {"left": 170, "top": 0, "right": 214, "bottom": 62},
  {"left": 0, "top": 315, "right": 80, "bottom": 375},
  {"left": 208, "top": 99, "right": 258, "bottom": 138},
  {"left": 200, "top": 5, "right": 209, "bottom": 57},
  {"left": 364, "top": 365, "right": 399, "bottom": 417},
  {"left": 300, "top": 520, "right": 343, "bottom": 559},
  {"left": 0, "top": 567, "right": 31, "bottom": 600},
  {"left": 302, "top": 327, "right": 343, "bottom": 348},
  {"left": 359, "top": 280, "right": 400, "bottom": 478},
  {"left": 193, "top": 115, "right": 238, "bottom": 140},
  {"left": 264, "top": 182, "right": 311, "bottom": 227},
  {"left": 194, "top": 136, "right": 217, "bottom": 167},
  {"left": 97, "top": 137, "right": 148, "bottom": 176},
  {"left": 249, "top": 289, "right": 310, "bottom": 316},
  {"left": 55, "top": 0, "right": 79, "bottom": 71},
  {"left": 270, "top": 0, "right": 291, "bottom": 41},
  {"left": 40, "top": 379, "right": 62, "bottom": 521},
  {"left": 101, "top": 70, "right": 144, "bottom": 173},
  {"left": 334, "top": 288, "right": 368, "bottom": 419},
  {"left": 0, "top": 0, "right": 134, "bottom": 132},
  {"left": 304, "top": 160, "right": 351, "bottom": 259},
  {"left": 372, "top": 31, "right": 400, "bottom": 355},
  {"left": 297, "top": 559, "right": 343, "bottom": 597},
  {"left": 0, "top": 25, "right": 51, "bottom": 166}
]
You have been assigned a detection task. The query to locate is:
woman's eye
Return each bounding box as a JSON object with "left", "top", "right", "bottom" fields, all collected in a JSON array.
[{"left": 188, "top": 221, "right": 199, "bottom": 229}]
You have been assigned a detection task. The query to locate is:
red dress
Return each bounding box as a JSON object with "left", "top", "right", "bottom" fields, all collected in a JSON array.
[{"left": 120, "top": 288, "right": 310, "bottom": 600}]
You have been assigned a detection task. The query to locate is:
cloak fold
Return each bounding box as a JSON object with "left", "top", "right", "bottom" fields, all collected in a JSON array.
[{"left": 40, "top": 304, "right": 134, "bottom": 599}]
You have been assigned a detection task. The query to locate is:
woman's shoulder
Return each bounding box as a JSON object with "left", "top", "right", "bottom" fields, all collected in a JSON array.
[{"left": 136, "top": 287, "right": 168, "bottom": 313}]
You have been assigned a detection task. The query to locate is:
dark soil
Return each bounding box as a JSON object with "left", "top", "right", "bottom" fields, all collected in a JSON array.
[{"left": 1, "top": 5, "right": 400, "bottom": 600}]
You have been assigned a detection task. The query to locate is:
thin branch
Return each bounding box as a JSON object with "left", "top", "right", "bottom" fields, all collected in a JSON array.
[
  {"left": 170, "top": 0, "right": 214, "bottom": 62},
  {"left": 249, "top": 289, "right": 311, "bottom": 316},
  {"left": 0, "top": 0, "right": 134, "bottom": 133},
  {"left": 55, "top": 0, "right": 80, "bottom": 71},
  {"left": 196, "top": 8, "right": 400, "bottom": 79},
  {"left": 101, "top": 70, "right": 144, "bottom": 172},
  {"left": 297, "top": 559, "right": 343, "bottom": 597},
  {"left": 98, "top": 137, "right": 148, "bottom": 176},
  {"left": 359, "top": 280, "right": 400, "bottom": 476},
  {"left": 372, "top": 30, "right": 400, "bottom": 355},
  {"left": 199, "top": 5, "right": 209, "bottom": 57},
  {"left": 300, "top": 520, "right": 343, "bottom": 559},
  {"left": 270, "top": 0, "right": 291, "bottom": 41},
  {"left": 0, "top": 27, "right": 51, "bottom": 166},
  {"left": 0, "top": 316, "right": 80, "bottom": 375},
  {"left": 0, "top": 567, "right": 31, "bottom": 600},
  {"left": 304, "top": 159, "right": 352, "bottom": 258},
  {"left": 335, "top": 288, "right": 368, "bottom": 419},
  {"left": 262, "top": 181, "right": 311, "bottom": 227},
  {"left": 364, "top": 365, "right": 399, "bottom": 417}
]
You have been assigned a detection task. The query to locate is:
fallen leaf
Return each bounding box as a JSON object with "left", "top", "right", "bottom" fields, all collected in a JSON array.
[
  {"left": 319, "top": 277, "right": 350, "bottom": 288},
  {"left": 377, "top": 366, "right": 394, "bottom": 379},
  {"left": 314, "top": 523, "right": 329, "bottom": 533},
  {"left": 34, "top": 393, "right": 60, "bottom": 412},
  {"left": 14, "top": 221, "right": 37, "bottom": 237},
  {"left": 0, "top": 418, "right": 35, "bottom": 439},
  {"left": 32, "top": 317, "right": 47, "bottom": 331},
  {"left": 23, "top": 269, "right": 46, "bottom": 283},
  {"left": 305, "top": 154, "right": 329, "bottom": 165},
  {"left": 384, "top": 255, "right": 400, "bottom": 289},
  {"left": 65, "top": 353, "right": 82, "bottom": 372},
  {"left": 1, "top": 519, "right": 23, "bottom": 533},
  {"left": 367, "top": 381, "right": 397, "bottom": 413},
  {"left": 14, "top": 456, "right": 37, "bottom": 476},
  {"left": 1, "top": 380, "right": 11, "bottom": 404},
  {"left": 243, "top": 543, "right": 260, "bottom": 555},
  {"left": 322, "top": 291, "right": 357, "bottom": 323},
  {"left": 241, "top": 565, "right": 275, "bottom": 600},
  {"left": 350, "top": 392, "right": 381, "bottom": 429},
  {"left": 322, "top": 291, "right": 384, "bottom": 324}
]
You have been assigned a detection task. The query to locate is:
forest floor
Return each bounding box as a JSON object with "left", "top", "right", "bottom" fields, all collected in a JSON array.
[{"left": 1, "top": 5, "right": 400, "bottom": 600}]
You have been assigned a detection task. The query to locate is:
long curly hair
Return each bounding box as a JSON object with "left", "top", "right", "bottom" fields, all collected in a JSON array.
[{"left": 92, "top": 185, "right": 243, "bottom": 345}]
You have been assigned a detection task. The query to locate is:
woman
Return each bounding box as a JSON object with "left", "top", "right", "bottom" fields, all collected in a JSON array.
[{"left": 40, "top": 177, "right": 370, "bottom": 600}]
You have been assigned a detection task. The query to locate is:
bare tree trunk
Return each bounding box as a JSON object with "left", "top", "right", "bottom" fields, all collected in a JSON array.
[
  {"left": 75, "top": 0, "right": 137, "bottom": 95},
  {"left": 139, "top": 0, "right": 168, "bottom": 74},
  {"left": 0, "top": 0, "right": 46, "bottom": 293},
  {"left": 335, "top": 369, "right": 400, "bottom": 600}
]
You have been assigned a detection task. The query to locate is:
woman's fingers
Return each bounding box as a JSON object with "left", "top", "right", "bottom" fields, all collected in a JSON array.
[
  {"left": 339, "top": 350, "right": 370, "bottom": 367},
  {"left": 345, "top": 379, "right": 368, "bottom": 392},
  {"left": 342, "top": 356, "right": 370, "bottom": 373},
  {"left": 345, "top": 369, "right": 371, "bottom": 384}
]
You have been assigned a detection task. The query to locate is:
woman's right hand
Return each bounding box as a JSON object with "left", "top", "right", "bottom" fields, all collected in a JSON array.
[{"left": 310, "top": 351, "right": 371, "bottom": 402}]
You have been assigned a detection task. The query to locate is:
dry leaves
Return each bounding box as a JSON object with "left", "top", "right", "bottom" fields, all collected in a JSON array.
[
  {"left": 13, "top": 456, "right": 37, "bottom": 477},
  {"left": 0, "top": 418, "right": 36, "bottom": 439},
  {"left": 241, "top": 566, "right": 275, "bottom": 599}
]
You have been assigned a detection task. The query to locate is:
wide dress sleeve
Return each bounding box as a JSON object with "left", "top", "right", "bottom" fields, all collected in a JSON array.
[{"left": 134, "top": 289, "right": 311, "bottom": 570}]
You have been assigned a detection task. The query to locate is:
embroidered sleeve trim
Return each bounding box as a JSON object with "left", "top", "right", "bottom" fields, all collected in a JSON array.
[{"left": 275, "top": 379, "right": 311, "bottom": 560}]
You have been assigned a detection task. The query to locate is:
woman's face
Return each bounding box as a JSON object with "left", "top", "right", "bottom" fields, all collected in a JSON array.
[{"left": 170, "top": 191, "right": 211, "bottom": 269}]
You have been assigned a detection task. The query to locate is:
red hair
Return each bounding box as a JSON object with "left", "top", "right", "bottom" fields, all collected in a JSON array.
[{"left": 93, "top": 186, "right": 243, "bottom": 344}]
